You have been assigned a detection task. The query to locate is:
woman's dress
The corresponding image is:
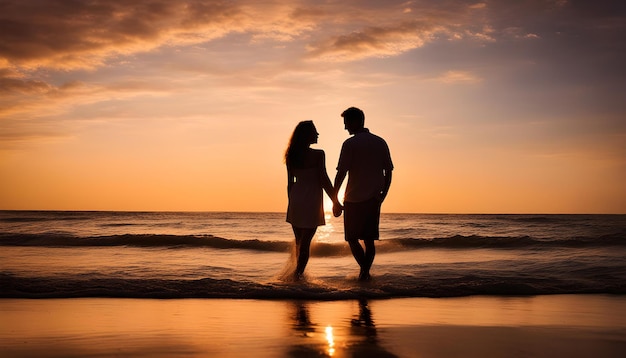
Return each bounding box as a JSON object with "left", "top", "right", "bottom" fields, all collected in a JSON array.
[{"left": 286, "top": 167, "right": 325, "bottom": 228}]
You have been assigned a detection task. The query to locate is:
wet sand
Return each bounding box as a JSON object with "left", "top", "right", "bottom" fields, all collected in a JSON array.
[{"left": 1, "top": 295, "right": 625, "bottom": 357}]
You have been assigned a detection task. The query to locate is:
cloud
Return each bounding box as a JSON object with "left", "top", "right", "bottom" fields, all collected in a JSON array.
[
  {"left": 0, "top": 72, "right": 179, "bottom": 149},
  {"left": 302, "top": 1, "right": 499, "bottom": 62},
  {"left": 0, "top": 0, "right": 321, "bottom": 147},
  {"left": 0, "top": 0, "right": 314, "bottom": 70},
  {"left": 305, "top": 21, "right": 440, "bottom": 62},
  {"left": 0, "top": 0, "right": 503, "bottom": 69},
  {"left": 0, "top": 72, "right": 52, "bottom": 95},
  {"left": 2, "top": 0, "right": 625, "bottom": 149},
  {"left": 3, "top": 0, "right": 623, "bottom": 71},
  {"left": 433, "top": 70, "right": 482, "bottom": 84},
  {"left": 0, "top": 1, "right": 244, "bottom": 70}
]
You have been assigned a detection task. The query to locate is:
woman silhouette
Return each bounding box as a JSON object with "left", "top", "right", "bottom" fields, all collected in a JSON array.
[{"left": 285, "top": 121, "right": 339, "bottom": 280}]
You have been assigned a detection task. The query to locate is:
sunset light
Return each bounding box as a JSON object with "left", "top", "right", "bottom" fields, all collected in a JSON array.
[
  {"left": 325, "top": 325, "right": 335, "bottom": 356},
  {"left": 1, "top": 0, "right": 624, "bottom": 213},
  {"left": 2, "top": 4, "right": 625, "bottom": 356}
]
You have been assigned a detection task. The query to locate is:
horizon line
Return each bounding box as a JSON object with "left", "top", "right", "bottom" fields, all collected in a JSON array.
[{"left": 1, "top": 209, "right": 624, "bottom": 215}]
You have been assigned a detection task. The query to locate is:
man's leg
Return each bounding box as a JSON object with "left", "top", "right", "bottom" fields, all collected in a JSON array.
[
  {"left": 345, "top": 201, "right": 366, "bottom": 277},
  {"left": 344, "top": 200, "right": 377, "bottom": 280},
  {"left": 348, "top": 240, "right": 365, "bottom": 268},
  {"left": 361, "top": 240, "right": 376, "bottom": 280},
  {"left": 348, "top": 239, "right": 374, "bottom": 281}
]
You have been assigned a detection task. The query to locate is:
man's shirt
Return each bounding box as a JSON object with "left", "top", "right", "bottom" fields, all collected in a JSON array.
[{"left": 337, "top": 129, "right": 393, "bottom": 203}]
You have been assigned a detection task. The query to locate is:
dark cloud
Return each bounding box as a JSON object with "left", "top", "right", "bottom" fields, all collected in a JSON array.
[
  {"left": 0, "top": 0, "right": 242, "bottom": 69},
  {"left": 303, "top": 1, "right": 495, "bottom": 61},
  {"left": 302, "top": 0, "right": 626, "bottom": 68},
  {"left": 1, "top": 0, "right": 624, "bottom": 122},
  {"left": 305, "top": 20, "right": 439, "bottom": 61},
  {"left": 0, "top": 75, "right": 51, "bottom": 95}
]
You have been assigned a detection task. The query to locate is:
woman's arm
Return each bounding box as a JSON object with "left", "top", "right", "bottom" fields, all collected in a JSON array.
[
  {"left": 317, "top": 151, "right": 339, "bottom": 205},
  {"left": 287, "top": 165, "right": 294, "bottom": 198}
]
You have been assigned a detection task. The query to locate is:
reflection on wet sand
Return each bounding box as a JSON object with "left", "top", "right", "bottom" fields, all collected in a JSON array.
[
  {"left": 325, "top": 325, "right": 335, "bottom": 356},
  {"left": 348, "top": 299, "right": 398, "bottom": 357},
  {"left": 287, "top": 300, "right": 398, "bottom": 357},
  {"left": 287, "top": 301, "right": 323, "bottom": 357}
]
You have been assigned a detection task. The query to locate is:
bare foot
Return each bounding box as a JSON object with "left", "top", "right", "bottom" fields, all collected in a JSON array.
[{"left": 358, "top": 270, "right": 371, "bottom": 281}]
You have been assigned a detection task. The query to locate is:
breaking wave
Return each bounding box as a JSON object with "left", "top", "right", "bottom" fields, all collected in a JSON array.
[
  {"left": 1, "top": 232, "right": 624, "bottom": 254},
  {"left": 2, "top": 271, "right": 624, "bottom": 299}
]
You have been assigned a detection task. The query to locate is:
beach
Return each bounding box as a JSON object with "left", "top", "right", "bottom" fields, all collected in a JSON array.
[
  {"left": 2, "top": 212, "right": 625, "bottom": 356},
  {"left": 1, "top": 295, "right": 625, "bottom": 357}
]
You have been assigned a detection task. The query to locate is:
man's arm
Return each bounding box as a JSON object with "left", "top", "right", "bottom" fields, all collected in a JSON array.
[
  {"left": 380, "top": 169, "right": 392, "bottom": 202},
  {"left": 333, "top": 169, "right": 347, "bottom": 194}
]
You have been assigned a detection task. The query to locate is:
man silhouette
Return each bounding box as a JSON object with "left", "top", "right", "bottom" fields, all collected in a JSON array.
[{"left": 333, "top": 107, "right": 393, "bottom": 281}]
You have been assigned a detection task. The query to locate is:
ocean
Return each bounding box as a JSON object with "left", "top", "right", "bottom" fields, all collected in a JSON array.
[{"left": 1, "top": 211, "right": 625, "bottom": 299}]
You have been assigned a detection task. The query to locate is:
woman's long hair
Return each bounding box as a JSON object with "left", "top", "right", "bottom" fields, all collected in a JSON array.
[{"left": 285, "top": 120, "right": 315, "bottom": 168}]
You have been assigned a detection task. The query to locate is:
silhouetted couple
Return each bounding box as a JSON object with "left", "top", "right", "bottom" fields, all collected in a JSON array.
[{"left": 285, "top": 107, "right": 393, "bottom": 281}]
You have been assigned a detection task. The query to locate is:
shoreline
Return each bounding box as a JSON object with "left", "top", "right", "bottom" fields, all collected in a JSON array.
[{"left": 1, "top": 294, "right": 625, "bottom": 357}]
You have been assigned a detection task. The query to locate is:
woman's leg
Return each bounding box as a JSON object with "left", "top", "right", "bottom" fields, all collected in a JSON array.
[{"left": 292, "top": 226, "right": 316, "bottom": 279}]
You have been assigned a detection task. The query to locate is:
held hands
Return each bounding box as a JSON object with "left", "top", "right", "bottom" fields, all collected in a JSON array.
[{"left": 332, "top": 201, "right": 344, "bottom": 217}]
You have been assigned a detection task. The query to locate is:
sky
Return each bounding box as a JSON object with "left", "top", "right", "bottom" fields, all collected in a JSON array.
[{"left": 1, "top": 0, "right": 625, "bottom": 213}]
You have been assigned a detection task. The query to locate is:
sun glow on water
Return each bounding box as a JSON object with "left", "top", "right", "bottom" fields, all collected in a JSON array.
[
  {"left": 325, "top": 325, "right": 335, "bottom": 356},
  {"left": 315, "top": 214, "right": 336, "bottom": 242},
  {"left": 323, "top": 187, "right": 346, "bottom": 213}
]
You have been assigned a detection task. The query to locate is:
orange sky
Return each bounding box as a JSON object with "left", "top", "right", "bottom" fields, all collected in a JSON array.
[{"left": 1, "top": 0, "right": 625, "bottom": 213}]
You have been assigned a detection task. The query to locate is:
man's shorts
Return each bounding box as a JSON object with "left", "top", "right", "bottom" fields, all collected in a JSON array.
[{"left": 344, "top": 197, "right": 381, "bottom": 241}]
